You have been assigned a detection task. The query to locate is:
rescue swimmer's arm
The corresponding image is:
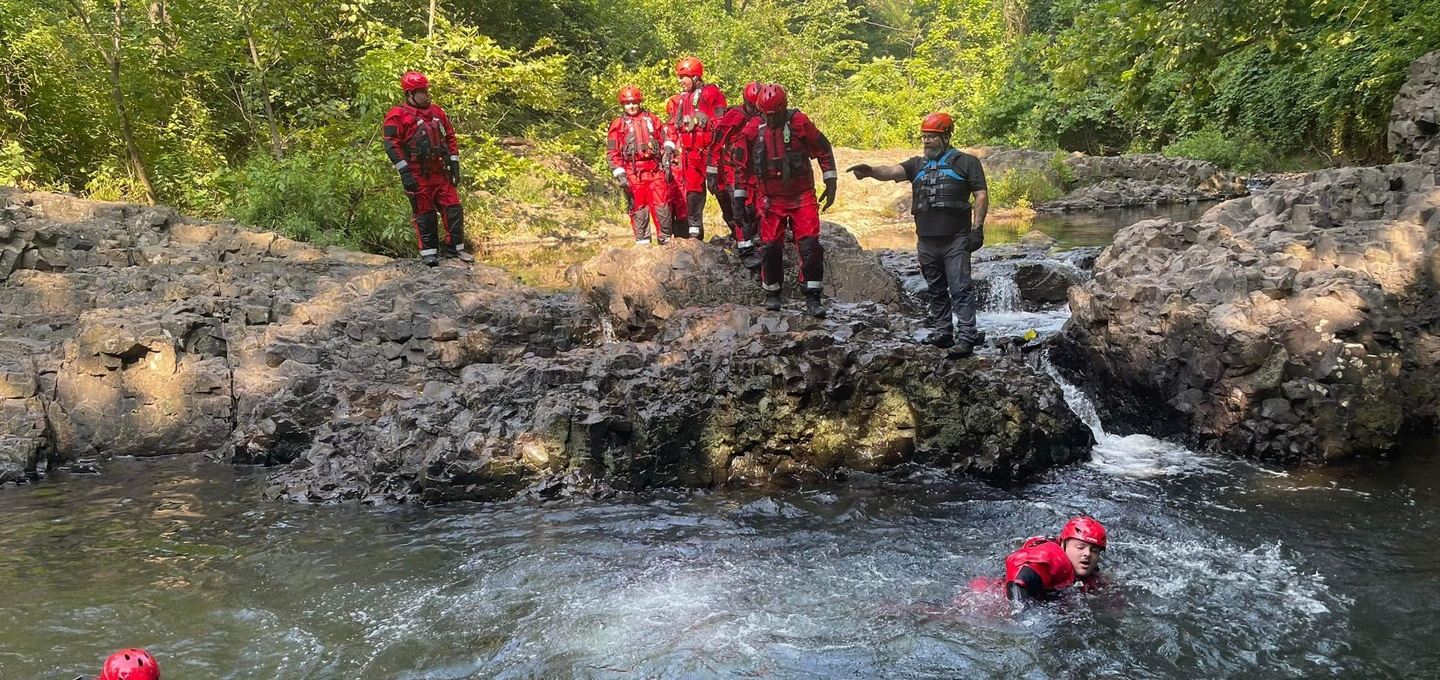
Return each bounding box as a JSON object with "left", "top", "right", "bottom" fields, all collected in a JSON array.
[
  {"left": 604, "top": 120, "right": 629, "bottom": 187},
  {"left": 846, "top": 164, "right": 908, "bottom": 182},
  {"left": 802, "top": 122, "right": 838, "bottom": 211},
  {"left": 1006, "top": 565, "right": 1045, "bottom": 613}
]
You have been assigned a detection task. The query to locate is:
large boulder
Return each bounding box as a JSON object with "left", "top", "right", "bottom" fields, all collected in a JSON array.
[
  {"left": 1056, "top": 161, "right": 1440, "bottom": 461},
  {"left": 1, "top": 187, "right": 1094, "bottom": 501},
  {"left": 1389, "top": 50, "right": 1440, "bottom": 164},
  {"left": 264, "top": 303, "right": 1092, "bottom": 503},
  {"left": 569, "top": 224, "right": 902, "bottom": 340}
]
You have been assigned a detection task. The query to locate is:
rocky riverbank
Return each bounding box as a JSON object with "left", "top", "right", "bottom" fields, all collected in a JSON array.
[
  {"left": 0, "top": 188, "right": 1090, "bottom": 499},
  {"left": 1053, "top": 50, "right": 1440, "bottom": 462}
]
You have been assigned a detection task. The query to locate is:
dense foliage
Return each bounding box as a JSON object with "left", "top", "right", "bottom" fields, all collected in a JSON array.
[{"left": 3, "top": 0, "right": 1434, "bottom": 251}]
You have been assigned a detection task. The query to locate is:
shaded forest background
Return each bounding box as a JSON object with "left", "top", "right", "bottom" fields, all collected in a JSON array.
[{"left": 3, "top": 0, "right": 1436, "bottom": 252}]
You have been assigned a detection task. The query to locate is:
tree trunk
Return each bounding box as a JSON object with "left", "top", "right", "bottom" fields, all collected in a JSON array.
[
  {"left": 107, "top": 0, "right": 157, "bottom": 203},
  {"left": 245, "top": 23, "right": 284, "bottom": 160},
  {"left": 67, "top": 0, "right": 157, "bottom": 203},
  {"left": 427, "top": 0, "right": 437, "bottom": 56}
]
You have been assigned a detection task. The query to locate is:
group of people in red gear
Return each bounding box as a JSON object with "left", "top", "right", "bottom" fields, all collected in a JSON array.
[{"left": 607, "top": 57, "right": 839, "bottom": 316}]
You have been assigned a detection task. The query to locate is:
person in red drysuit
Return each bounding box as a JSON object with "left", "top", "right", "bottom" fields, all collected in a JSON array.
[
  {"left": 710, "top": 80, "right": 764, "bottom": 265},
  {"left": 1004, "top": 515, "right": 1108, "bottom": 612},
  {"left": 731, "top": 83, "right": 838, "bottom": 317},
  {"left": 606, "top": 85, "right": 676, "bottom": 245},
  {"left": 381, "top": 70, "right": 471, "bottom": 267},
  {"left": 668, "top": 56, "right": 730, "bottom": 240}
]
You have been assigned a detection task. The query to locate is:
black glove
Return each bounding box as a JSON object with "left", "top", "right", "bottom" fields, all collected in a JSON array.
[
  {"left": 447, "top": 157, "right": 461, "bottom": 187},
  {"left": 706, "top": 169, "right": 719, "bottom": 194},
  {"left": 661, "top": 148, "right": 675, "bottom": 173},
  {"left": 612, "top": 169, "right": 629, "bottom": 188},
  {"left": 399, "top": 168, "right": 419, "bottom": 194},
  {"left": 846, "top": 163, "right": 873, "bottom": 179},
  {"left": 967, "top": 225, "right": 985, "bottom": 252},
  {"left": 820, "top": 177, "right": 837, "bottom": 212}
]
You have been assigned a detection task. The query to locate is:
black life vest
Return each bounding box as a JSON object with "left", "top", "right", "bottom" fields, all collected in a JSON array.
[
  {"left": 912, "top": 148, "right": 971, "bottom": 213},
  {"left": 749, "top": 110, "right": 811, "bottom": 183}
]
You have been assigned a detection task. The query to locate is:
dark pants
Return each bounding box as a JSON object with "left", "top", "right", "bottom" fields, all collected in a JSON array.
[
  {"left": 917, "top": 233, "right": 978, "bottom": 343},
  {"left": 682, "top": 186, "right": 735, "bottom": 240}
]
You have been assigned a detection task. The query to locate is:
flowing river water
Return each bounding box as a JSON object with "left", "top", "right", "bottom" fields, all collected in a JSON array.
[{"left": 4, "top": 204, "right": 1439, "bottom": 678}]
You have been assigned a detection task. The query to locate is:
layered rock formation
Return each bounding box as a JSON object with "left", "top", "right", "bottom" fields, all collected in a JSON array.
[
  {"left": 1056, "top": 161, "right": 1440, "bottom": 461},
  {"left": 0, "top": 189, "right": 1091, "bottom": 498},
  {"left": 1390, "top": 50, "right": 1440, "bottom": 164}
]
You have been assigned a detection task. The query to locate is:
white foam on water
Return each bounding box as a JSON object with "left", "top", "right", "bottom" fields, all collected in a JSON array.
[
  {"left": 599, "top": 316, "right": 617, "bottom": 343},
  {"left": 1042, "top": 355, "right": 1215, "bottom": 478},
  {"left": 983, "top": 268, "right": 1022, "bottom": 312}
]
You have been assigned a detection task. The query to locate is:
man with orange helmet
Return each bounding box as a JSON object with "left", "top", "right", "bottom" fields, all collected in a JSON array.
[
  {"left": 606, "top": 85, "right": 676, "bottom": 245},
  {"left": 710, "top": 80, "right": 764, "bottom": 264},
  {"left": 847, "top": 112, "right": 988, "bottom": 355},
  {"left": 85, "top": 648, "right": 161, "bottom": 680},
  {"left": 732, "top": 83, "right": 838, "bottom": 316},
  {"left": 382, "top": 70, "right": 471, "bottom": 266},
  {"left": 1003, "top": 516, "right": 1108, "bottom": 612},
  {"left": 668, "top": 56, "right": 729, "bottom": 240}
]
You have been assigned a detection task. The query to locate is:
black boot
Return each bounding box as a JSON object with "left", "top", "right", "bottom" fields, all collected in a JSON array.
[
  {"left": 422, "top": 254, "right": 440, "bottom": 267},
  {"left": 764, "top": 290, "right": 783, "bottom": 311},
  {"left": 804, "top": 289, "right": 826, "bottom": 318}
]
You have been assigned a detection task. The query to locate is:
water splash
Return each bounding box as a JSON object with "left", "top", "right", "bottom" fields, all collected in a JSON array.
[
  {"left": 599, "top": 315, "right": 617, "bottom": 343},
  {"left": 984, "top": 266, "right": 1022, "bottom": 313},
  {"left": 1041, "top": 354, "right": 1212, "bottom": 478}
]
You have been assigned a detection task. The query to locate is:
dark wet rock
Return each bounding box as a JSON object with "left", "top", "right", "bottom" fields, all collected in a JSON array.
[
  {"left": 263, "top": 302, "right": 1091, "bottom": 503},
  {"left": 1055, "top": 160, "right": 1440, "bottom": 462},
  {"left": 569, "top": 223, "right": 902, "bottom": 340},
  {"left": 1390, "top": 50, "right": 1440, "bottom": 164},
  {"left": 876, "top": 243, "right": 1089, "bottom": 315},
  {"left": 1, "top": 187, "right": 1091, "bottom": 501}
]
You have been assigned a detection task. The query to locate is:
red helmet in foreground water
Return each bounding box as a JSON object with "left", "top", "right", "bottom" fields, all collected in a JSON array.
[
  {"left": 1060, "top": 516, "right": 1107, "bottom": 550},
  {"left": 100, "top": 648, "right": 161, "bottom": 680}
]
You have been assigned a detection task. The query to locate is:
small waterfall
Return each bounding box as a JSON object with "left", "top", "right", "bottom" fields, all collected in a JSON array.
[
  {"left": 1041, "top": 353, "right": 1211, "bottom": 478},
  {"left": 984, "top": 266, "right": 1022, "bottom": 312}
]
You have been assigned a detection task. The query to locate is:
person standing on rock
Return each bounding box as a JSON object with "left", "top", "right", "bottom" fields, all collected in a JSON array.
[
  {"left": 732, "top": 83, "right": 838, "bottom": 317},
  {"left": 846, "top": 112, "right": 987, "bottom": 356},
  {"left": 606, "top": 85, "right": 677, "bottom": 245},
  {"left": 663, "top": 93, "right": 689, "bottom": 230},
  {"left": 668, "top": 56, "right": 730, "bottom": 240},
  {"left": 1002, "top": 516, "right": 1107, "bottom": 613},
  {"left": 382, "top": 70, "right": 473, "bottom": 267},
  {"left": 710, "top": 80, "right": 764, "bottom": 266}
]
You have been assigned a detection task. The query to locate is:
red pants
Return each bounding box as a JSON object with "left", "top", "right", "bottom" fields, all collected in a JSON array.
[
  {"left": 758, "top": 191, "right": 823, "bottom": 289},
  {"left": 408, "top": 178, "right": 464, "bottom": 255},
  {"left": 624, "top": 167, "right": 672, "bottom": 242}
]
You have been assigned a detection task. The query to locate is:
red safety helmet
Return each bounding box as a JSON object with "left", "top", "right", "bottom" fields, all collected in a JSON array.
[
  {"left": 675, "top": 56, "right": 704, "bottom": 78},
  {"left": 1059, "top": 516, "right": 1107, "bottom": 550},
  {"left": 920, "top": 111, "right": 954, "bottom": 135},
  {"left": 618, "top": 85, "right": 644, "bottom": 104},
  {"left": 742, "top": 81, "right": 763, "bottom": 107},
  {"left": 99, "top": 648, "right": 161, "bottom": 680},
  {"left": 756, "top": 83, "right": 788, "bottom": 115},
  {"left": 400, "top": 71, "right": 430, "bottom": 93}
]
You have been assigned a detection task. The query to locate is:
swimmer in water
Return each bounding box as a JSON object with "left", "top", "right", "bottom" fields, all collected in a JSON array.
[{"left": 1003, "top": 516, "right": 1107, "bottom": 612}]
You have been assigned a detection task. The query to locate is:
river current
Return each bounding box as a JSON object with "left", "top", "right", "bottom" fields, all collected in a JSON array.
[{"left": 3, "top": 204, "right": 1437, "bottom": 678}]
